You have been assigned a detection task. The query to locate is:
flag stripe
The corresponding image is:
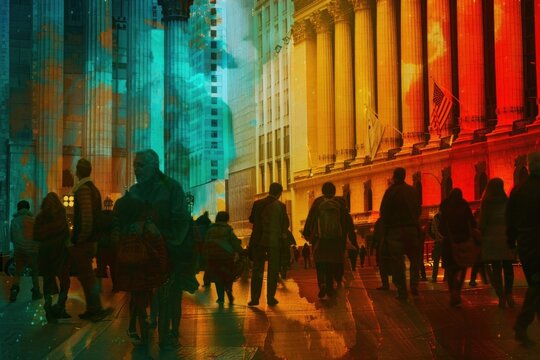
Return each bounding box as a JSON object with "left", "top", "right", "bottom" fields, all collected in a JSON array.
[{"left": 430, "top": 83, "right": 452, "bottom": 135}]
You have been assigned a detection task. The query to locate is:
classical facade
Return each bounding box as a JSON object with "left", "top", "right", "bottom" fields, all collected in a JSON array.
[
  {"left": 289, "top": 0, "right": 540, "bottom": 239},
  {"left": 253, "top": 0, "right": 295, "bottom": 217}
]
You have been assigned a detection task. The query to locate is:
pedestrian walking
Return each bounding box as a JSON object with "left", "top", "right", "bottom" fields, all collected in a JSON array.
[
  {"left": 70, "top": 159, "right": 111, "bottom": 321},
  {"left": 429, "top": 212, "right": 444, "bottom": 282},
  {"left": 34, "top": 193, "right": 71, "bottom": 322},
  {"left": 279, "top": 230, "right": 296, "bottom": 280},
  {"left": 205, "top": 211, "right": 243, "bottom": 304},
  {"left": 507, "top": 151, "right": 540, "bottom": 345},
  {"left": 247, "top": 182, "right": 289, "bottom": 307},
  {"left": 439, "top": 188, "right": 476, "bottom": 307},
  {"left": 373, "top": 218, "right": 390, "bottom": 290},
  {"left": 303, "top": 182, "right": 352, "bottom": 299},
  {"left": 9, "top": 200, "right": 41, "bottom": 302},
  {"left": 301, "top": 243, "right": 311, "bottom": 269},
  {"left": 479, "top": 178, "right": 515, "bottom": 308},
  {"left": 113, "top": 192, "right": 167, "bottom": 346},
  {"left": 358, "top": 245, "right": 367, "bottom": 268},
  {"left": 379, "top": 168, "right": 422, "bottom": 300},
  {"left": 128, "top": 149, "right": 192, "bottom": 348}
]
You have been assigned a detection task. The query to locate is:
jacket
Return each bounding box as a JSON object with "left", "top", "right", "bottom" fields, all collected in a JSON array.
[
  {"left": 249, "top": 195, "right": 289, "bottom": 247},
  {"left": 380, "top": 181, "right": 421, "bottom": 228},
  {"left": 10, "top": 209, "right": 37, "bottom": 254},
  {"left": 72, "top": 177, "right": 102, "bottom": 244},
  {"left": 479, "top": 198, "right": 514, "bottom": 261}
]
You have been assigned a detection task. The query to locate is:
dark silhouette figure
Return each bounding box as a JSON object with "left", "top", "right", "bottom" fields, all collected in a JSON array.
[
  {"left": 507, "top": 151, "right": 540, "bottom": 346},
  {"left": 358, "top": 245, "right": 367, "bottom": 268},
  {"left": 373, "top": 218, "right": 390, "bottom": 290},
  {"left": 95, "top": 207, "right": 116, "bottom": 285},
  {"left": 302, "top": 243, "right": 311, "bottom": 269}
]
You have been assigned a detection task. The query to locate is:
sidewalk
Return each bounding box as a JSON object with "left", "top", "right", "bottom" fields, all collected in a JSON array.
[{"left": 1, "top": 263, "right": 539, "bottom": 359}]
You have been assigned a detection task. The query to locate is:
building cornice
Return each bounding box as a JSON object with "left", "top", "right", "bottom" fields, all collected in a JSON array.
[{"left": 293, "top": 0, "right": 331, "bottom": 22}]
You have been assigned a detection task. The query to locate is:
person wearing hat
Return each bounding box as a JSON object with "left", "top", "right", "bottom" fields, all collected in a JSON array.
[
  {"left": 507, "top": 151, "right": 540, "bottom": 346},
  {"left": 70, "top": 158, "right": 111, "bottom": 321}
]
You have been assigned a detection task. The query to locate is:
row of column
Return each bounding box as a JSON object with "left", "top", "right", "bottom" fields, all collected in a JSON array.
[{"left": 293, "top": 0, "right": 535, "bottom": 170}]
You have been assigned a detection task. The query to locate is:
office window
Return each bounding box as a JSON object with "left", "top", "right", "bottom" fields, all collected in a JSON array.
[
  {"left": 211, "top": 86, "right": 217, "bottom": 93},
  {"left": 211, "top": 160, "right": 218, "bottom": 167},
  {"left": 211, "top": 141, "right": 218, "bottom": 149},
  {"left": 211, "top": 64, "right": 217, "bottom": 71},
  {"left": 211, "top": 41, "right": 217, "bottom": 49},
  {"left": 211, "top": 119, "right": 218, "bottom": 127},
  {"left": 211, "top": 131, "right": 218, "bottom": 138},
  {"left": 211, "top": 169, "right": 218, "bottom": 177},
  {"left": 211, "top": 97, "right": 218, "bottom": 104},
  {"left": 211, "top": 108, "right": 218, "bottom": 115}
]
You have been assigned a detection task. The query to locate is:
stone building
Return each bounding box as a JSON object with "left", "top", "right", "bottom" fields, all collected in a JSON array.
[{"left": 289, "top": 0, "right": 540, "bottom": 239}]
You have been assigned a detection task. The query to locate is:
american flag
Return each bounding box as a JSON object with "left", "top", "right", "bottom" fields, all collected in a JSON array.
[
  {"left": 430, "top": 82, "right": 453, "bottom": 136},
  {"left": 365, "top": 108, "right": 384, "bottom": 160}
]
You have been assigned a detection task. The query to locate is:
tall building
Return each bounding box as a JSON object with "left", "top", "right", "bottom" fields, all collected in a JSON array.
[
  {"left": 253, "top": 0, "right": 295, "bottom": 218},
  {"left": 224, "top": 0, "right": 258, "bottom": 240},
  {"left": 0, "top": 0, "right": 192, "bottom": 240},
  {"left": 289, "top": 0, "right": 540, "bottom": 239},
  {"left": 187, "top": 0, "right": 231, "bottom": 218}
]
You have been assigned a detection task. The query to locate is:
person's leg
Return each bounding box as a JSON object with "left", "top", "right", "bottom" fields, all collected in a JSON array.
[
  {"left": 128, "top": 293, "right": 139, "bottom": 339},
  {"left": 316, "top": 262, "right": 327, "bottom": 297},
  {"left": 431, "top": 243, "right": 442, "bottom": 282},
  {"left": 488, "top": 262, "right": 504, "bottom": 307},
  {"left": 10, "top": 251, "right": 26, "bottom": 301},
  {"left": 324, "top": 262, "right": 336, "bottom": 296},
  {"left": 469, "top": 263, "right": 479, "bottom": 286},
  {"left": 215, "top": 281, "right": 225, "bottom": 303},
  {"left": 42, "top": 275, "right": 58, "bottom": 322},
  {"left": 514, "top": 284, "right": 540, "bottom": 343},
  {"left": 71, "top": 243, "right": 103, "bottom": 314},
  {"left": 387, "top": 229, "right": 407, "bottom": 299},
  {"left": 157, "top": 284, "right": 171, "bottom": 345},
  {"left": 224, "top": 280, "right": 234, "bottom": 303},
  {"left": 404, "top": 227, "right": 421, "bottom": 294},
  {"left": 169, "top": 286, "right": 183, "bottom": 339},
  {"left": 266, "top": 246, "right": 280, "bottom": 303},
  {"left": 249, "top": 245, "right": 265, "bottom": 304},
  {"left": 502, "top": 260, "right": 515, "bottom": 307}
]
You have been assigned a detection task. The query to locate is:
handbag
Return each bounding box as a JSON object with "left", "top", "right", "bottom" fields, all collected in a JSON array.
[{"left": 117, "top": 222, "right": 151, "bottom": 266}]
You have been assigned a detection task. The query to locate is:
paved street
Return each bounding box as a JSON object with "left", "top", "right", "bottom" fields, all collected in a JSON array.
[{"left": 1, "top": 262, "right": 539, "bottom": 360}]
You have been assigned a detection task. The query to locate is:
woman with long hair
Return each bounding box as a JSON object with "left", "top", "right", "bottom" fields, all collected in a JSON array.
[
  {"left": 479, "top": 178, "right": 515, "bottom": 308},
  {"left": 34, "top": 192, "right": 71, "bottom": 322},
  {"left": 439, "top": 188, "right": 476, "bottom": 307}
]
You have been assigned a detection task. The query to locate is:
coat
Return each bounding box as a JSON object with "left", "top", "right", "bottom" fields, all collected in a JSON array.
[
  {"left": 479, "top": 198, "right": 514, "bottom": 262},
  {"left": 204, "top": 222, "right": 242, "bottom": 283},
  {"left": 34, "top": 206, "right": 70, "bottom": 277},
  {"left": 439, "top": 197, "right": 475, "bottom": 269},
  {"left": 249, "top": 195, "right": 289, "bottom": 248},
  {"left": 10, "top": 209, "right": 38, "bottom": 254}
]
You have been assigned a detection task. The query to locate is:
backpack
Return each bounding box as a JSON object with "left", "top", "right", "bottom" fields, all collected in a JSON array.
[{"left": 317, "top": 197, "right": 343, "bottom": 240}]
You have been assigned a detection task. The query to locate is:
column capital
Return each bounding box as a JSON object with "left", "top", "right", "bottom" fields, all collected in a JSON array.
[
  {"left": 310, "top": 10, "right": 333, "bottom": 34},
  {"left": 349, "top": 0, "right": 372, "bottom": 12},
  {"left": 292, "top": 19, "right": 315, "bottom": 44},
  {"left": 329, "top": 1, "right": 352, "bottom": 23},
  {"left": 158, "top": 0, "right": 193, "bottom": 22}
]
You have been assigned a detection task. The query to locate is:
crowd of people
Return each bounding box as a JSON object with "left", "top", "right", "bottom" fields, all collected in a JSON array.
[{"left": 7, "top": 149, "right": 540, "bottom": 348}]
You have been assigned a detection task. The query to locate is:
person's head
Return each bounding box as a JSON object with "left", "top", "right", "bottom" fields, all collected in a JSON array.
[
  {"left": 215, "top": 211, "right": 229, "bottom": 223},
  {"left": 482, "top": 177, "right": 507, "bottom": 202},
  {"left": 447, "top": 187, "right": 463, "bottom": 202},
  {"left": 528, "top": 151, "right": 540, "bottom": 177},
  {"left": 392, "top": 167, "right": 406, "bottom": 184},
  {"left": 76, "top": 158, "right": 92, "bottom": 179},
  {"left": 17, "top": 200, "right": 30, "bottom": 211},
  {"left": 134, "top": 149, "right": 160, "bottom": 184},
  {"left": 321, "top": 182, "right": 336, "bottom": 197},
  {"left": 41, "top": 192, "right": 64, "bottom": 213},
  {"left": 269, "top": 182, "right": 283, "bottom": 198}
]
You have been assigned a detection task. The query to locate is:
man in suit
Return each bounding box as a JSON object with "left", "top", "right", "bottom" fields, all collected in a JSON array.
[{"left": 248, "top": 182, "right": 289, "bottom": 306}]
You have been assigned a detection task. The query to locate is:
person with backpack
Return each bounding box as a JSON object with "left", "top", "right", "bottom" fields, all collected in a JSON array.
[
  {"left": 303, "top": 182, "right": 352, "bottom": 299},
  {"left": 9, "top": 200, "right": 41, "bottom": 302},
  {"left": 128, "top": 149, "right": 192, "bottom": 349},
  {"left": 247, "top": 182, "right": 289, "bottom": 307},
  {"left": 379, "top": 168, "right": 422, "bottom": 301},
  {"left": 204, "top": 211, "right": 242, "bottom": 304},
  {"left": 70, "top": 158, "right": 111, "bottom": 321}
]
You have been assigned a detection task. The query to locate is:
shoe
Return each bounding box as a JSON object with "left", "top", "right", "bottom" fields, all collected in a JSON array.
[
  {"left": 395, "top": 294, "right": 408, "bottom": 302},
  {"left": 52, "top": 304, "right": 71, "bottom": 319},
  {"left": 506, "top": 295, "right": 515, "bottom": 308},
  {"left": 376, "top": 285, "right": 390, "bottom": 291},
  {"left": 31, "top": 288, "right": 43, "bottom": 300},
  {"left": 318, "top": 288, "right": 327, "bottom": 299},
  {"left": 247, "top": 300, "right": 259, "bottom": 307},
  {"left": 410, "top": 288, "right": 419, "bottom": 296},
  {"left": 498, "top": 296, "right": 506, "bottom": 309},
  {"left": 450, "top": 296, "right": 462, "bottom": 308},
  {"left": 267, "top": 298, "right": 279, "bottom": 306},
  {"left": 469, "top": 281, "right": 477, "bottom": 287},
  {"left": 79, "top": 307, "right": 113, "bottom": 322},
  {"left": 44, "top": 305, "right": 58, "bottom": 323},
  {"left": 127, "top": 330, "right": 141, "bottom": 344},
  {"left": 9, "top": 285, "right": 19, "bottom": 302},
  {"left": 514, "top": 326, "right": 536, "bottom": 346},
  {"left": 216, "top": 298, "right": 224, "bottom": 304}
]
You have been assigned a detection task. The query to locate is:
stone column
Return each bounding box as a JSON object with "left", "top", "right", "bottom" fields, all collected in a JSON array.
[
  {"left": 291, "top": 19, "right": 317, "bottom": 172},
  {"left": 350, "top": 0, "right": 375, "bottom": 161},
  {"left": 84, "top": 0, "right": 113, "bottom": 197},
  {"left": 161, "top": 0, "right": 192, "bottom": 189},
  {"left": 311, "top": 10, "right": 335, "bottom": 169},
  {"left": 376, "top": 0, "right": 400, "bottom": 154},
  {"left": 427, "top": 0, "right": 453, "bottom": 139},
  {"left": 401, "top": 0, "right": 424, "bottom": 149},
  {"left": 493, "top": 0, "right": 524, "bottom": 131},
  {"left": 536, "top": 0, "right": 540, "bottom": 121},
  {"left": 456, "top": 0, "right": 485, "bottom": 141},
  {"left": 127, "top": 0, "right": 153, "bottom": 184},
  {"left": 33, "top": 0, "right": 64, "bottom": 203},
  {"left": 330, "top": 1, "right": 354, "bottom": 167}
]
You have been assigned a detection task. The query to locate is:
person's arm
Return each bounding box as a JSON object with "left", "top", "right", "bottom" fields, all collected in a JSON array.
[
  {"left": 170, "top": 182, "right": 191, "bottom": 246},
  {"left": 506, "top": 190, "right": 517, "bottom": 248},
  {"left": 76, "top": 186, "right": 94, "bottom": 243}
]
